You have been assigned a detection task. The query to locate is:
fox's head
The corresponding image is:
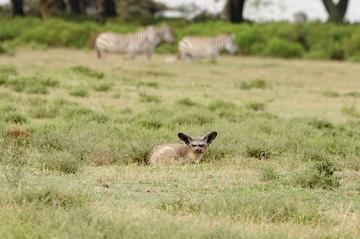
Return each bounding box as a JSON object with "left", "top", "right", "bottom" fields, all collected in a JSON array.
[{"left": 178, "top": 131, "right": 218, "bottom": 160}]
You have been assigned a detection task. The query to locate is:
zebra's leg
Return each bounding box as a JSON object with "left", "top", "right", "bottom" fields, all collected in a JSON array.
[
  {"left": 209, "top": 51, "right": 219, "bottom": 63},
  {"left": 178, "top": 52, "right": 191, "bottom": 61},
  {"left": 127, "top": 44, "right": 139, "bottom": 60},
  {"left": 128, "top": 51, "right": 137, "bottom": 60},
  {"left": 146, "top": 48, "right": 153, "bottom": 60},
  {"left": 96, "top": 48, "right": 103, "bottom": 59},
  {"left": 184, "top": 53, "right": 192, "bottom": 62}
]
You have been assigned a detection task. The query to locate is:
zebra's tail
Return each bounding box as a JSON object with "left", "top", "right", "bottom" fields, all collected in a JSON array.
[
  {"left": 89, "top": 33, "right": 101, "bottom": 59},
  {"left": 88, "top": 33, "right": 99, "bottom": 49},
  {"left": 96, "top": 47, "right": 101, "bottom": 59}
]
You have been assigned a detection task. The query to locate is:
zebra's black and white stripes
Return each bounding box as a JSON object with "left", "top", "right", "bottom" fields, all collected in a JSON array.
[
  {"left": 178, "top": 34, "right": 238, "bottom": 60},
  {"left": 95, "top": 25, "right": 174, "bottom": 60}
]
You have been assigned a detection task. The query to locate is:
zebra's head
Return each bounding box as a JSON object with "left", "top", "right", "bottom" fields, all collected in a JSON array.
[
  {"left": 157, "top": 25, "right": 175, "bottom": 44},
  {"left": 221, "top": 34, "right": 238, "bottom": 55},
  {"left": 144, "top": 26, "right": 162, "bottom": 46}
]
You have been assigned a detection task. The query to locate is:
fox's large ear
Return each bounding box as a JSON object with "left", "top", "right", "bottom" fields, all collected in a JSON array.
[
  {"left": 178, "top": 133, "right": 193, "bottom": 145},
  {"left": 203, "top": 131, "right": 218, "bottom": 144}
]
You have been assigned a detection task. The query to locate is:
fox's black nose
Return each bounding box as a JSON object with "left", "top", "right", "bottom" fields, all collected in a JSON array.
[{"left": 195, "top": 149, "right": 202, "bottom": 153}]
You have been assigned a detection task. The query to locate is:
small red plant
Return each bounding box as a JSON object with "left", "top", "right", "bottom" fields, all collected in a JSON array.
[{"left": 7, "top": 127, "right": 30, "bottom": 138}]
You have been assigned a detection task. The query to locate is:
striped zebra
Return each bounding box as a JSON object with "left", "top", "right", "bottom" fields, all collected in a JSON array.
[
  {"left": 95, "top": 25, "right": 174, "bottom": 60},
  {"left": 177, "top": 34, "right": 238, "bottom": 60}
]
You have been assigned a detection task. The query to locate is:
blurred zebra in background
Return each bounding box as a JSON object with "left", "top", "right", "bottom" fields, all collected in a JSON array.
[
  {"left": 95, "top": 25, "right": 174, "bottom": 60},
  {"left": 177, "top": 34, "right": 238, "bottom": 60}
]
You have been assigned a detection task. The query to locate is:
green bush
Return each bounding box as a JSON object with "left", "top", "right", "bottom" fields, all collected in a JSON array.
[
  {"left": 236, "top": 27, "right": 265, "bottom": 55},
  {"left": 4, "top": 111, "right": 28, "bottom": 124},
  {"left": 345, "top": 32, "right": 360, "bottom": 60},
  {"left": 1, "top": 17, "right": 360, "bottom": 61},
  {"left": 265, "top": 38, "right": 304, "bottom": 58},
  {"left": 294, "top": 160, "right": 340, "bottom": 189}
]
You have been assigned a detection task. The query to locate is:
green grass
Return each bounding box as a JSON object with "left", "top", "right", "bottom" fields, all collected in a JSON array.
[
  {"left": 1, "top": 50, "right": 360, "bottom": 238},
  {"left": 71, "top": 65, "right": 105, "bottom": 79},
  {"left": 2, "top": 17, "right": 360, "bottom": 61},
  {"left": 69, "top": 87, "right": 89, "bottom": 97},
  {"left": 239, "top": 79, "right": 268, "bottom": 90}
]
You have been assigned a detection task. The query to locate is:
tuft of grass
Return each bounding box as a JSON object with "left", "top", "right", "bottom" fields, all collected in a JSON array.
[
  {"left": 93, "top": 83, "right": 113, "bottom": 92},
  {"left": 344, "top": 92, "right": 360, "bottom": 98},
  {"left": 13, "top": 187, "right": 86, "bottom": 208},
  {"left": 308, "top": 119, "right": 334, "bottom": 130},
  {"left": 137, "top": 81, "right": 160, "bottom": 89},
  {"left": 176, "top": 98, "right": 199, "bottom": 107},
  {"left": 208, "top": 100, "right": 236, "bottom": 111},
  {"left": 71, "top": 65, "right": 104, "bottom": 79},
  {"left": 41, "top": 152, "right": 80, "bottom": 174},
  {"left": 322, "top": 91, "right": 340, "bottom": 97},
  {"left": 260, "top": 167, "right": 279, "bottom": 181},
  {"left": 171, "top": 111, "right": 214, "bottom": 126},
  {"left": 120, "top": 108, "right": 132, "bottom": 114},
  {"left": 139, "top": 93, "right": 161, "bottom": 103},
  {"left": 246, "top": 146, "right": 272, "bottom": 160},
  {"left": 138, "top": 119, "right": 162, "bottom": 129},
  {"left": 246, "top": 101, "right": 265, "bottom": 111},
  {"left": 25, "top": 84, "right": 49, "bottom": 94},
  {"left": 301, "top": 150, "right": 328, "bottom": 162},
  {"left": 323, "top": 91, "right": 360, "bottom": 98},
  {"left": 4, "top": 111, "right": 28, "bottom": 124},
  {"left": 0, "top": 65, "right": 17, "bottom": 76},
  {"left": 127, "top": 144, "right": 152, "bottom": 164},
  {"left": 159, "top": 191, "right": 325, "bottom": 224},
  {"left": 0, "top": 74, "right": 8, "bottom": 85},
  {"left": 2, "top": 76, "right": 58, "bottom": 94},
  {"left": 294, "top": 160, "right": 340, "bottom": 189},
  {"left": 69, "top": 88, "right": 89, "bottom": 97},
  {"left": 2, "top": 143, "right": 28, "bottom": 189},
  {"left": 239, "top": 79, "right": 268, "bottom": 90},
  {"left": 342, "top": 105, "right": 360, "bottom": 118},
  {"left": 28, "top": 104, "right": 58, "bottom": 119},
  {"left": 0, "top": 43, "right": 15, "bottom": 55},
  {"left": 88, "top": 150, "right": 114, "bottom": 166},
  {"left": 208, "top": 100, "right": 238, "bottom": 120}
]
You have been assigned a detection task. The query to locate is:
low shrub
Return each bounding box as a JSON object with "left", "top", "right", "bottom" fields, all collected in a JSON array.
[
  {"left": 265, "top": 38, "right": 304, "bottom": 58},
  {"left": 1, "top": 17, "right": 360, "bottom": 61},
  {"left": 139, "top": 93, "right": 161, "bottom": 103},
  {"left": 176, "top": 98, "right": 199, "bottom": 107},
  {"left": 294, "top": 160, "right": 340, "bottom": 189},
  {"left": 69, "top": 88, "right": 89, "bottom": 97},
  {"left": 40, "top": 151, "right": 80, "bottom": 174},
  {"left": 13, "top": 187, "right": 86, "bottom": 208},
  {"left": 93, "top": 83, "right": 113, "bottom": 92},
  {"left": 239, "top": 79, "right": 268, "bottom": 90},
  {"left": 4, "top": 111, "right": 28, "bottom": 124},
  {"left": 71, "top": 65, "right": 104, "bottom": 79},
  {"left": 246, "top": 101, "right": 265, "bottom": 111},
  {"left": 246, "top": 145, "right": 272, "bottom": 160}
]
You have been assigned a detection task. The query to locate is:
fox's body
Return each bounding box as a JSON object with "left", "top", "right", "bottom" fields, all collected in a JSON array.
[
  {"left": 149, "top": 132, "right": 217, "bottom": 165},
  {"left": 149, "top": 144, "right": 203, "bottom": 165}
]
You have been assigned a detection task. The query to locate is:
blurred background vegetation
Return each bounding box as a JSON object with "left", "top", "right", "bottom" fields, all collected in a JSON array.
[{"left": 0, "top": 0, "right": 359, "bottom": 62}]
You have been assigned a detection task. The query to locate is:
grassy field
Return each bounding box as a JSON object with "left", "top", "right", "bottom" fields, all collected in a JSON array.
[{"left": 1, "top": 49, "right": 360, "bottom": 238}]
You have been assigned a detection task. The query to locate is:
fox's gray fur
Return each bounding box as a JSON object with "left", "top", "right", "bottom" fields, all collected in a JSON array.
[{"left": 149, "top": 132, "right": 217, "bottom": 165}]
